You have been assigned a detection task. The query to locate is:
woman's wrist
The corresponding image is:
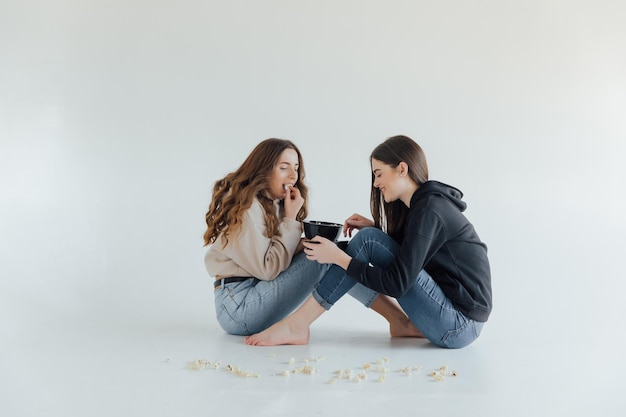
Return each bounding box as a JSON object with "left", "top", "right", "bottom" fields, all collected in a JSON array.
[{"left": 335, "top": 250, "right": 352, "bottom": 270}]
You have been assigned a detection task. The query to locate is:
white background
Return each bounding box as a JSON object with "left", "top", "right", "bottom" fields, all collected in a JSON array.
[{"left": 1, "top": 1, "right": 625, "bottom": 416}]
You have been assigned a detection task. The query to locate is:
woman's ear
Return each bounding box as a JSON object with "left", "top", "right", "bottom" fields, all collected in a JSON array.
[{"left": 398, "top": 162, "right": 409, "bottom": 177}]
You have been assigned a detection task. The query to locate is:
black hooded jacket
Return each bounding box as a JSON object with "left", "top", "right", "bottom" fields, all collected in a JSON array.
[{"left": 346, "top": 181, "right": 492, "bottom": 322}]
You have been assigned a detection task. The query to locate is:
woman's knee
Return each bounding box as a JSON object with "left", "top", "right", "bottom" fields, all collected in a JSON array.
[
  {"left": 347, "top": 227, "right": 397, "bottom": 263},
  {"left": 346, "top": 227, "right": 383, "bottom": 255},
  {"left": 350, "top": 227, "right": 382, "bottom": 243}
]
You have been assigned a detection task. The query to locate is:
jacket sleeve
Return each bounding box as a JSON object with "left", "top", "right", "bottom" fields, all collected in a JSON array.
[
  {"left": 217, "top": 201, "right": 302, "bottom": 280},
  {"left": 346, "top": 207, "right": 446, "bottom": 297}
]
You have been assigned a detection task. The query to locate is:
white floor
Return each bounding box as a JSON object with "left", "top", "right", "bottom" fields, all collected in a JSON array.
[{"left": 2, "top": 293, "right": 623, "bottom": 417}]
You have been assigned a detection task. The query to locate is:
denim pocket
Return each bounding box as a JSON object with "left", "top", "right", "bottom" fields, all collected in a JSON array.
[
  {"left": 473, "top": 321, "right": 484, "bottom": 338},
  {"left": 440, "top": 319, "right": 469, "bottom": 348},
  {"left": 224, "top": 281, "right": 255, "bottom": 306},
  {"left": 216, "top": 303, "right": 250, "bottom": 335},
  {"left": 215, "top": 287, "right": 251, "bottom": 335},
  {"left": 441, "top": 318, "right": 484, "bottom": 349}
]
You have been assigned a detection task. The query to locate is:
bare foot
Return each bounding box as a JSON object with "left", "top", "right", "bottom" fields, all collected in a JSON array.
[
  {"left": 245, "top": 320, "right": 311, "bottom": 346},
  {"left": 369, "top": 294, "right": 425, "bottom": 338},
  {"left": 390, "top": 317, "right": 425, "bottom": 338}
]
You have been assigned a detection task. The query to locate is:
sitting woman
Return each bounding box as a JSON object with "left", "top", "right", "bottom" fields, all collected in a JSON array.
[{"left": 245, "top": 135, "right": 492, "bottom": 348}]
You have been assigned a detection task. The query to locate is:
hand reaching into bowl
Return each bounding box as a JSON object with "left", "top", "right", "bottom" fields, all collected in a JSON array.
[{"left": 343, "top": 213, "right": 375, "bottom": 237}]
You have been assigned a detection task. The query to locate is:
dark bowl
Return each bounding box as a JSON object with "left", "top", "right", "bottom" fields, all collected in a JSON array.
[{"left": 303, "top": 220, "right": 342, "bottom": 242}]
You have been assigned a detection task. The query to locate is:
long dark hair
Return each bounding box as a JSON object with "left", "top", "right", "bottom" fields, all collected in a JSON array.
[
  {"left": 204, "top": 138, "right": 308, "bottom": 247},
  {"left": 370, "top": 135, "right": 428, "bottom": 243}
]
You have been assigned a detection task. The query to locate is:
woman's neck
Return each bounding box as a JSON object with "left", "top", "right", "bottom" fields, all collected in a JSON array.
[{"left": 401, "top": 183, "right": 419, "bottom": 207}]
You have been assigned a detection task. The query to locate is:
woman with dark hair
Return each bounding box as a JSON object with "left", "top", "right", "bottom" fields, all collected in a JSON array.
[
  {"left": 204, "top": 138, "right": 416, "bottom": 336},
  {"left": 245, "top": 135, "right": 492, "bottom": 348}
]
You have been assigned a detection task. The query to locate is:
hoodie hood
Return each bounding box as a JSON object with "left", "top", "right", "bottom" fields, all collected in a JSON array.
[{"left": 413, "top": 181, "right": 467, "bottom": 212}]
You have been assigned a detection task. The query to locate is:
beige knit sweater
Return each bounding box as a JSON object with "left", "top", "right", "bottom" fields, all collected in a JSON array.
[{"left": 204, "top": 197, "right": 303, "bottom": 281}]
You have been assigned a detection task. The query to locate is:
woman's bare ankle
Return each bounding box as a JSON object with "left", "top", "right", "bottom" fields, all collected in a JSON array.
[{"left": 390, "top": 317, "right": 425, "bottom": 338}]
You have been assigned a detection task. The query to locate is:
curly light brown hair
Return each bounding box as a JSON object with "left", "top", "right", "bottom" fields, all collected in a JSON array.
[{"left": 203, "top": 138, "right": 308, "bottom": 247}]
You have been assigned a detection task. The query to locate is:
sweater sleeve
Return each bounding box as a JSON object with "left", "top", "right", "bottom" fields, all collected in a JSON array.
[
  {"left": 346, "top": 208, "right": 446, "bottom": 297},
  {"left": 213, "top": 200, "right": 302, "bottom": 280}
]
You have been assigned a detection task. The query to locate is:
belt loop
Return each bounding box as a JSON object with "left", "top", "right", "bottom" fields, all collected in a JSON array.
[{"left": 214, "top": 277, "right": 225, "bottom": 291}]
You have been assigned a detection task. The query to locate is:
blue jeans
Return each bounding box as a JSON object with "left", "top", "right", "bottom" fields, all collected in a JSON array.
[
  {"left": 312, "top": 227, "right": 484, "bottom": 349},
  {"left": 214, "top": 252, "right": 378, "bottom": 335}
]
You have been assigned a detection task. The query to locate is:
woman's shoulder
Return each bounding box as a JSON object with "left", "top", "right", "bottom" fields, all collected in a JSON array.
[
  {"left": 412, "top": 181, "right": 466, "bottom": 212},
  {"left": 245, "top": 196, "right": 262, "bottom": 211},
  {"left": 245, "top": 196, "right": 273, "bottom": 221}
]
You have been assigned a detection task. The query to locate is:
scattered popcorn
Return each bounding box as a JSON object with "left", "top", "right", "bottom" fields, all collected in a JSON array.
[
  {"left": 399, "top": 365, "right": 422, "bottom": 376},
  {"left": 188, "top": 355, "right": 457, "bottom": 385},
  {"left": 189, "top": 359, "right": 212, "bottom": 370},
  {"left": 428, "top": 365, "right": 458, "bottom": 382},
  {"left": 292, "top": 365, "right": 317, "bottom": 375},
  {"left": 399, "top": 367, "right": 412, "bottom": 376},
  {"left": 334, "top": 369, "right": 354, "bottom": 380},
  {"left": 225, "top": 364, "right": 259, "bottom": 378}
]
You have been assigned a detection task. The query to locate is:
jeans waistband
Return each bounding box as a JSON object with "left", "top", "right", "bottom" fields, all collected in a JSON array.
[{"left": 214, "top": 277, "right": 253, "bottom": 288}]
